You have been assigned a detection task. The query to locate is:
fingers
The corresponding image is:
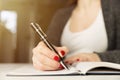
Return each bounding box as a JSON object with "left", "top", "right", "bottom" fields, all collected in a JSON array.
[
  {"left": 33, "top": 49, "right": 60, "bottom": 66},
  {"left": 64, "top": 54, "right": 90, "bottom": 65},
  {"left": 32, "top": 55, "right": 60, "bottom": 71},
  {"left": 55, "top": 46, "right": 69, "bottom": 57},
  {"left": 36, "top": 42, "right": 58, "bottom": 60},
  {"left": 65, "top": 56, "right": 81, "bottom": 65},
  {"left": 32, "top": 41, "right": 68, "bottom": 71},
  {"left": 64, "top": 53, "right": 101, "bottom": 65},
  {"left": 36, "top": 42, "right": 68, "bottom": 59},
  {"left": 33, "top": 63, "right": 55, "bottom": 71}
]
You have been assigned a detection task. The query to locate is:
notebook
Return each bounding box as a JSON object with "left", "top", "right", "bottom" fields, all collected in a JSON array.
[{"left": 7, "top": 62, "right": 120, "bottom": 76}]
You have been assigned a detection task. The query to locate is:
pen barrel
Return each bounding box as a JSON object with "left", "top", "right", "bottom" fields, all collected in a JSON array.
[
  {"left": 43, "top": 38, "right": 69, "bottom": 70},
  {"left": 42, "top": 38, "right": 62, "bottom": 59},
  {"left": 30, "top": 22, "right": 69, "bottom": 70}
]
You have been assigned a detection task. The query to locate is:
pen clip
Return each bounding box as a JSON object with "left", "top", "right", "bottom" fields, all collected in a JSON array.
[{"left": 30, "top": 23, "right": 47, "bottom": 39}]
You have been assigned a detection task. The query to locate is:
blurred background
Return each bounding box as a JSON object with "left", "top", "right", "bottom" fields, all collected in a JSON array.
[{"left": 0, "top": 0, "right": 67, "bottom": 63}]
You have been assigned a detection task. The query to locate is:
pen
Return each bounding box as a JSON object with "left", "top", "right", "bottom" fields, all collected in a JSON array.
[{"left": 30, "top": 22, "right": 69, "bottom": 70}]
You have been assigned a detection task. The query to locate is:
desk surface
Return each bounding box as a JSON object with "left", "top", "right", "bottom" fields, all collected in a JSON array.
[{"left": 0, "top": 63, "right": 120, "bottom": 80}]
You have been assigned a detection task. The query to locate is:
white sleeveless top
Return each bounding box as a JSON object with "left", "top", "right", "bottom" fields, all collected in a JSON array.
[{"left": 61, "top": 9, "right": 108, "bottom": 57}]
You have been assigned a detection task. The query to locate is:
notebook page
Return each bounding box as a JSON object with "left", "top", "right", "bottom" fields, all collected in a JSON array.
[
  {"left": 75, "top": 62, "right": 120, "bottom": 74},
  {"left": 7, "top": 64, "right": 80, "bottom": 76}
]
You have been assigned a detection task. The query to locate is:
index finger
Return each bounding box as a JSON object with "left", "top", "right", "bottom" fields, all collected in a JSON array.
[{"left": 36, "top": 41, "right": 60, "bottom": 61}]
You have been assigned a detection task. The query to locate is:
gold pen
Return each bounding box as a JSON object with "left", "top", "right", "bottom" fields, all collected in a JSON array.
[{"left": 30, "top": 22, "right": 69, "bottom": 70}]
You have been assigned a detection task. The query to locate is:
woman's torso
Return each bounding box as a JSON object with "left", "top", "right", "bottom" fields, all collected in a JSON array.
[{"left": 61, "top": 7, "right": 108, "bottom": 57}]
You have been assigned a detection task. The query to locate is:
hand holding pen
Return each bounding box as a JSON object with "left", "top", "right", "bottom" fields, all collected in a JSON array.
[{"left": 31, "top": 23, "right": 69, "bottom": 71}]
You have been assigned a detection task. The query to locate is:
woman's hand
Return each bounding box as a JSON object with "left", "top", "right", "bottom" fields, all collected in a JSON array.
[
  {"left": 64, "top": 53, "right": 101, "bottom": 65},
  {"left": 32, "top": 41, "right": 68, "bottom": 71}
]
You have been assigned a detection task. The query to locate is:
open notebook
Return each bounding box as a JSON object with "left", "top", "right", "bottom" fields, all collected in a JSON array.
[{"left": 7, "top": 62, "right": 120, "bottom": 76}]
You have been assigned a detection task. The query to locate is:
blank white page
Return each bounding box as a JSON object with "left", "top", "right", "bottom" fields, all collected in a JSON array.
[{"left": 7, "top": 64, "right": 79, "bottom": 76}]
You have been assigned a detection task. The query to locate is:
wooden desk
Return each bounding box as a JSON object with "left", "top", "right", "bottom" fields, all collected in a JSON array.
[{"left": 0, "top": 64, "right": 120, "bottom": 80}]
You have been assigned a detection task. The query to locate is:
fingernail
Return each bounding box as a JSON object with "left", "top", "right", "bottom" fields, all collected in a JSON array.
[
  {"left": 59, "top": 64, "right": 64, "bottom": 69},
  {"left": 65, "top": 61, "right": 69, "bottom": 64},
  {"left": 69, "top": 63, "right": 72, "bottom": 65},
  {"left": 76, "top": 58, "right": 80, "bottom": 62},
  {"left": 60, "top": 50, "right": 65, "bottom": 56},
  {"left": 54, "top": 56, "right": 60, "bottom": 61}
]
